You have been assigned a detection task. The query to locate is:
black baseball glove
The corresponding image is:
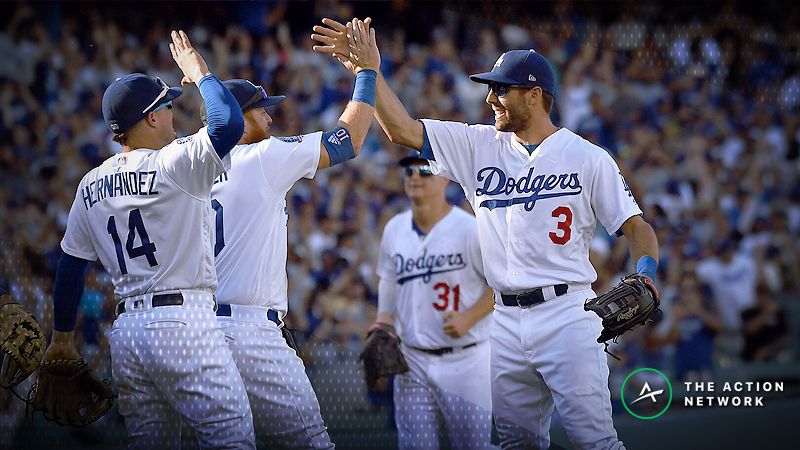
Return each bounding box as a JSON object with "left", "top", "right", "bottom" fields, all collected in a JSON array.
[
  {"left": 359, "top": 324, "right": 409, "bottom": 390},
  {"left": 584, "top": 274, "right": 660, "bottom": 344}
]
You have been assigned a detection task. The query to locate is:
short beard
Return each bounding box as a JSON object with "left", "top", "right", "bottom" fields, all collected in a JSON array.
[{"left": 494, "top": 106, "right": 529, "bottom": 132}]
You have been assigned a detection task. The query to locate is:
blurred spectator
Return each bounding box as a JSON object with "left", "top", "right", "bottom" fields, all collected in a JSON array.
[{"left": 741, "top": 284, "right": 791, "bottom": 362}]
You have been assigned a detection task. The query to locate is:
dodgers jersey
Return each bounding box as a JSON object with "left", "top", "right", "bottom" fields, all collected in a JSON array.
[
  {"left": 377, "top": 207, "right": 490, "bottom": 348},
  {"left": 210, "top": 133, "right": 323, "bottom": 314},
  {"left": 420, "top": 120, "right": 642, "bottom": 293},
  {"left": 61, "top": 128, "right": 229, "bottom": 299}
]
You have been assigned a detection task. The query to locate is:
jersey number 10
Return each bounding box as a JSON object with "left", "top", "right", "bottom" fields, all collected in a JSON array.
[{"left": 106, "top": 208, "right": 158, "bottom": 275}]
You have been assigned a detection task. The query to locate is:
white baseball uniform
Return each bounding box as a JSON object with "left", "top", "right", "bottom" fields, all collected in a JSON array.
[
  {"left": 210, "top": 133, "right": 334, "bottom": 449},
  {"left": 61, "top": 128, "right": 255, "bottom": 450},
  {"left": 420, "top": 120, "right": 641, "bottom": 450},
  {"left": 377, "top": 207, "right": 494, "bottom": 450}
]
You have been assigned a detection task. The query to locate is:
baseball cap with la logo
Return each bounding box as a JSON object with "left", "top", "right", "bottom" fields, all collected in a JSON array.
[{"left": 469, "top": 49, "right": 556, "bottom": 96}]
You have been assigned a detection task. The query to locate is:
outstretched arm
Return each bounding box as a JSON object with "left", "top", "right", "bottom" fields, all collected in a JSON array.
[
  {"left": 169, "top": 30, "right": 244, "bottom": 158},
  {"left": 312, "top": 18, "right": 424, "bottom": 151},
  {"left": 316, "top": 18, "right": 380, "bottom": 169}
]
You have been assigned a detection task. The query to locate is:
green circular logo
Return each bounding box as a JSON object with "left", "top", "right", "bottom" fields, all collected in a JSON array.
[{"left": 620, "top": 368, "right": 672, "bottom": 420}]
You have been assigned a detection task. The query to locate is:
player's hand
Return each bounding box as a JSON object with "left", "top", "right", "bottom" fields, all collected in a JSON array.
[
  {"left": 346, "top": 18, "right": 380, "bottom": 73},
  {"left": 312, "top": 17, "right": 376, "bottom": 74},
  {"left": 169, "top": 30, "right": 212, "bottom": 86},
  {"left": 42, "top": 330, "right": 82, "bottom": 363},
  {"left": 443, "top": 311, "right": 473, "bottom": 339}
]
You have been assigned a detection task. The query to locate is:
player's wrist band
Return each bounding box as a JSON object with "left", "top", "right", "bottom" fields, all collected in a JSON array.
[
  {"left": 352, "top": 69, "right": 377, "bottom": 107},
  {"left": 636, "top": 255, "right": 658, "bottom": 281}
]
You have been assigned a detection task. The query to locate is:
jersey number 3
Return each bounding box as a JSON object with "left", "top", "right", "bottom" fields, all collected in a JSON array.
[
  {"left": 106, "top": 208, "right": 158, "bottom": 275},
  {"left": 549, "top": 206, "right": 573, "bottom": 245}
]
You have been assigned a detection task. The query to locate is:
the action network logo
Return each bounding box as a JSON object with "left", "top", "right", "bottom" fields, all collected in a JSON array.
[{"left": 620, "top": 368, "right": 672, "bottom": 420}]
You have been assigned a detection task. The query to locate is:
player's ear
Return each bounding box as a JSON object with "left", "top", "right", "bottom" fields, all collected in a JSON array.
[{"left": 527, "top": 87, "right": 541, "bottom": 109}]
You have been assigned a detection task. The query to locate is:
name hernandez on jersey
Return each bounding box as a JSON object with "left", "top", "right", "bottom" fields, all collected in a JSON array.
[
  {"left": 378, "top": 208, "right": 490, "bottom": 349},
  {"left": 419, "top": 119, "right": 642, "bottom": 293},
  {"left": 61, "top": 128, "right": 227, "bottom": 300}
]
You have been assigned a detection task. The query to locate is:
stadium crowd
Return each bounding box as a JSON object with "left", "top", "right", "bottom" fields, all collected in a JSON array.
[{"left": 1, "top": 1, "right": 798, "bottom": 433}]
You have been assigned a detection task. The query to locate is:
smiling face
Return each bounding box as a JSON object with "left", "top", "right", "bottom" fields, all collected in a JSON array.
[{"left": 485, "top": 84, "right": 542, "bottom": 132}]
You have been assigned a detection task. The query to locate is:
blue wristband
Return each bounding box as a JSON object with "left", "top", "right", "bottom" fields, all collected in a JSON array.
[
  {"left": 636, "top": 256, "right": 658, "bottom": 281},
  {"left": 352, "top": 69, "right": 377, "bottom": 106},
  {"left": 322, "top": 126, "right": 356, "bottom": 166}
]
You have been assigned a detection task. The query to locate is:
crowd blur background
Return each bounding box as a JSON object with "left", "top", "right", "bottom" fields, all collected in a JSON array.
[{"left": 1, "top": 0, "right": 798, "bottom": 448}]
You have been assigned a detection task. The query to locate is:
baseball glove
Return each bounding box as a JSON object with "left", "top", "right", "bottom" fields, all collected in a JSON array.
[
  {"left": 359, "top": 324, "right": 409, "bottom": 390},
  {"left": 0, "top": 303, "right": 46, "bottom": 388},
  {"left": 32, "top": 358, "right": 115, "bottom": 427},
  {"left": 584, "top": 274, "right": 660, "bottom": 345}
]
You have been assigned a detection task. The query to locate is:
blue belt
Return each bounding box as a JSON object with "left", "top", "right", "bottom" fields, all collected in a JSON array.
[{"left": 215, "top": 304, "right": 282, "bottom": 327}]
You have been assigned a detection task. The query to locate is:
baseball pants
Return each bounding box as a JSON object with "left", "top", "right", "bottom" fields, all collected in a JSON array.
[
  {"left": 491, "top": 285, "right": 625, "bottom": 450},
  {"left": 218, "top": 304, "right": 334, "bottom": 450},
  {"left": 395, "top": 341, "right": 494, "bottom": 450},
  {"left": 108, "top": 290, "right": 255, "bottom": 450}
]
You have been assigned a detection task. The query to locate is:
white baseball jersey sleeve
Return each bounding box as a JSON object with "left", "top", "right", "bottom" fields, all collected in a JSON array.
[
  {"left": 377, "top": 207, "right": 490, "bottom": 349},
  {"left": 210, "top": 133, "right": 323, "bottom": 314},
  {"left": 60, "top": 128, "right": 229, "bottom": 299},
  {"left": 420, "top": 119, "right": 642, "bottom": 292}
]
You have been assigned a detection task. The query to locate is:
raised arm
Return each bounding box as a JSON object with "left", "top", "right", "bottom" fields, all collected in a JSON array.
[
  {"left": 312, "top": 18, "right": 424, "bottom": 151},
  {"left": 169, "top": 30, "right": 243, "bottom": 158},
  {"left": 315, "top": 18, "right": 379, "bottom": 169}
]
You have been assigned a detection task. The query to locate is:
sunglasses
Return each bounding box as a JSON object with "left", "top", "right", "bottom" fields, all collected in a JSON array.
[
  {"left": 404, "top": 165, "right": 433, "bottom": 177},
  {"left": 241, "top": 85, "right": 269, "bottom": 111},
  {"left": 143, "top": 77, "right": 172, "bottom": 113},
  {"left": 488, "top": 82, "right": 529, "bottom": 97},
  {"left": 152, "top": 101, "right": 173, "bottom": 112}
]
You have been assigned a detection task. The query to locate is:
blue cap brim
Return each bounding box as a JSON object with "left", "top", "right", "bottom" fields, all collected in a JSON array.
[
  {"left": 397, "top": 156, "right": 428, "bottom": 167},
  {"left": 468, "top": 71, "right": 522, "bottom": 85},
  {"left": 246, "top": 95, "right": 286, "bottom": 110}
]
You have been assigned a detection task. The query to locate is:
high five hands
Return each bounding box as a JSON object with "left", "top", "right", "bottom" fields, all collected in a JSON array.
[{"left": 312, "top": 17, "right": 380, "bottom": 74}]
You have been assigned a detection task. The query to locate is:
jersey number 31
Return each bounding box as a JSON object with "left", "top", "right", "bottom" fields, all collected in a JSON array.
[{"left": 106, "top": 208, "right": 158, "bottom": 275}]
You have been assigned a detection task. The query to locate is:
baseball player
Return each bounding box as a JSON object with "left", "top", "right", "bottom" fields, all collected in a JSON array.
[
  {"left": 372, "top": 152, "right": 494, "bottom": 450},
  {"left": 314, "top": 19, "right": 659, "bottom": 450},
  {"left": 205, "top": 21, "right": 379, "bottom": 449},
  {"left": 43, "top": 31, "right": 256, "bottom": 449}
]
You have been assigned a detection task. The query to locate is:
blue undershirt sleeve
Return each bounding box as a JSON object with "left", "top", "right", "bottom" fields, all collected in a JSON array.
[
  {"left": 198, "top": 75, "right": 244, "bottom": 159},
  {"left": 418, "top": 121, "right": 435, "bottom": 160},
  {"left": 53, "top": 253, "right": 90, "bottom": 332}
]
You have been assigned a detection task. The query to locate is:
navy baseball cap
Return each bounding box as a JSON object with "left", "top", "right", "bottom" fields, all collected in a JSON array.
[
  {"left": 102, "top": 73, "right": 183, "bottom": 134},
  {"left": 398, "top": 150, "right": 428, "bottom": 167},
  {"left": 469, "top": 49, "right": 556, "bottom": 96},
  {"left": 223, "top": 79, "right": 285, "bottom": 111}
]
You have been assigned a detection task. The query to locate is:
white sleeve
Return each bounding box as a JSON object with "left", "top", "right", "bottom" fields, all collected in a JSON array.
[
  {"left": 376, "top": 226, "right": 396, "bottom": 281},
  {"left": 377, "top": 278, "right": 398, "bottom": 316},
  {"left": 696, "top": 260, "right": 715, "bottom": 282},
  {"left": 419, "top": 119, "right": 481, "bottom": 186},
  {"left": 260, "top": 132, "right": 323, "bottom": 195},
  {"left": 590, "top": 150, "right": 643, "bottom": 235},
  {"left": 60, "top": 185, "right": 97, "bottom": 261},
  {"left": 157, "top": 127, "right": 231, "bottom": 199}
]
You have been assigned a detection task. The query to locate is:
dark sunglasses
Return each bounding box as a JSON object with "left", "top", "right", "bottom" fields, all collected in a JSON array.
[
  {"left": 488, "top": 82, "right": 529, "bottom": 97},
  {"left": 241, "top": 85, "right": 268, "bottom": 111},
  {"left": 404, "top": 165, "right": 433, "bottom": 177}
]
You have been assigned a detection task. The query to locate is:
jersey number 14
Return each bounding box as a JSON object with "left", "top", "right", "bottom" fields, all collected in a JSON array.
[{"left": 106, "top": 208, "right": 158, "bottom": 275}]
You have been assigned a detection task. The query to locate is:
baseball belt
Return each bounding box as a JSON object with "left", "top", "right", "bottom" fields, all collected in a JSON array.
[
  {"left": 216, "top": 304, "right": 283, "bottom": 327},
  {"left": 500, "top": 284, "right": 569, "bottom": 308},
  {"left": 409, "top": 342, "right": 478, "bottom": 356},
  {"left": 115, "top": 292, "right": 185, "bottom": 316}
]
